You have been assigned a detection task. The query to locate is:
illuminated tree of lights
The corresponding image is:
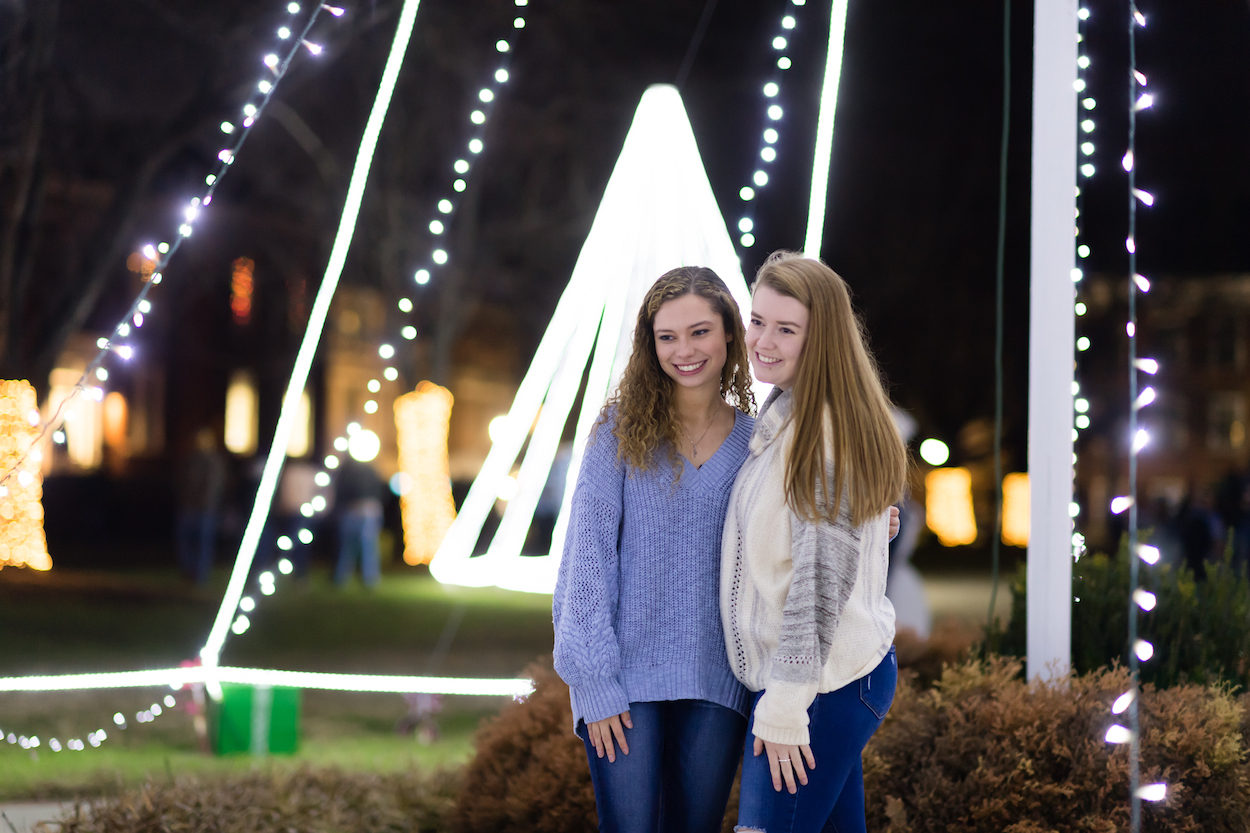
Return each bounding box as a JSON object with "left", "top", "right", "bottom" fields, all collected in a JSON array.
[
  {"left": 429, "top": 84, "right": 767, "bottom": 594},
  {"left": 394, "top": 382, "right": 456, "bottom": 565},
  {"left": 0, "top": 380, "right": 51, "bottom": 571}
]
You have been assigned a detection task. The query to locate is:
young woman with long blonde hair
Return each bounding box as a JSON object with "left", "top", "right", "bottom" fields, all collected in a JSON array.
[
  {"left": 723, "top": 251, "right": 906, "bottom": 833},
  {"left": 552, "top": 266, "right": 758, "bottom": 832}
]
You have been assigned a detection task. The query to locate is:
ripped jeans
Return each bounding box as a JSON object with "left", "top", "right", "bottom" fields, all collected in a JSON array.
[{"left": 736, "top": 647, "right": 896, "bottom": 833}]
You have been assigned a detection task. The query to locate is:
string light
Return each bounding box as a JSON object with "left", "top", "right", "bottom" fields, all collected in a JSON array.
[
  {"left": 187, "top": 0, "right": 527, "bottom": 672},
  {"left": 200, "top": 0, "right": 424, "bottom": 685},
  {"left": 733, "top": 0, "right": 818, "bottom": 248},
  {"left": 0, "top": 0, "right": 347, "bottom": 492},
  {"left": 0, "top": 690, "right": 189, "bottom": 758},
  {"left": 1121, "top": 5, "right": 1161, "bottom": 824},
  {"left": 0, "top": 667, "right": 533, "bottom": 698}
]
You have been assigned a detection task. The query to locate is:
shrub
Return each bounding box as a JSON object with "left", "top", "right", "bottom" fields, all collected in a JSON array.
[
  {"left": 451, "top": 663, "right": 597, "bottom": 833},
  {"left": 894, "top": 617, "right": 979, "bottom": 688},
  {"left": 55, "top": 766, "right": 460, "bottom": 833},
  {"left": 864, "top": 657, "right": 1250, "bottom": 831},
  {"left": 999, "top": 541, "right": 1250, "bottom": 691}
]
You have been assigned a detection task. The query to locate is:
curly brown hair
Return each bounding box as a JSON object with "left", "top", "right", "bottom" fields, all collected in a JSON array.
[{"left": 598, "top": 266, "right": 755, "bottom": 478}]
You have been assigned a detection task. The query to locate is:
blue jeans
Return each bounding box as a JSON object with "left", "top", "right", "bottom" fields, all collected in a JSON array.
[
  {"left": 578, "top": 699, "right": 747, "bottom": 833},
  {"left": 737, "top": 647, "right": 897, "bottom": 833},
  {"left": 176, "top": 510, "right": 217, "bottom": 586},
  {"left": 335, "top": 508, "right": 381, "bottom": 587}
]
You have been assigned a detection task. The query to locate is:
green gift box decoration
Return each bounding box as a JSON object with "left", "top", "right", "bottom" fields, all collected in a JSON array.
[{"left": 210, "top": 684, "right": 300, "bottom": 756}]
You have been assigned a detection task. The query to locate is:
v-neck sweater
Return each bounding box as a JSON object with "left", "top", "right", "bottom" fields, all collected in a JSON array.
[{"left": 553, "top": 407, "right": 755, "bottom": 727}]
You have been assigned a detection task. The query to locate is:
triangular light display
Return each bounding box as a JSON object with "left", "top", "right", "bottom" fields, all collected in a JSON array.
[{"left": 430, "top": 84, "right": 765, "bottom": 593}]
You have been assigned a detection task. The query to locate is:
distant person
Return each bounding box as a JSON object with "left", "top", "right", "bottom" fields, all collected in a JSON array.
[
  {"left": 334, "top": 455, "right": 384, "bottom": 588},
  {"left": 176, "top": 428, "right": 227, "bottom": 585},
  {"left": 1235, "top": 480, "right": 1250, "bottom": 571},
  {"left": 1180, "top": 488, "right": 1223, "bottom": 581}
]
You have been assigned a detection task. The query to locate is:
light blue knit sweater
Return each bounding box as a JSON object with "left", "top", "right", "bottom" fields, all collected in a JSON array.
[{"left": 553, "top": 408, "right": 755, "bottom": 727}]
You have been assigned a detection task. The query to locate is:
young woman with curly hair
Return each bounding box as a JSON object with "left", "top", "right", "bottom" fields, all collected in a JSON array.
[
  {"left": 723, "top": 251, "right": 906, "bottom": 833},
  {"left": 552, "top": 265, "right": 758, "bottom": 833}
]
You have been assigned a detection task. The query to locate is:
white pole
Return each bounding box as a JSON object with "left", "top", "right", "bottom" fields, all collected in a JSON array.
[{"left": 1027, "top": 0, "right": 1079, "bottom": 680}]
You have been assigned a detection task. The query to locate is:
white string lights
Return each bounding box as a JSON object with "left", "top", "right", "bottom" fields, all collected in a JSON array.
[
  {"left": 0, "top": 2, "right": 346, "bottom": 491},
  {"left": 1070, "top": 6, "right": 1094, "bottom": 558},
  {"left": 734, "top": 0, "right": 810, "bottom": 251},
  {"left": 0, "top": 694, "right": 180, "bottom": 757},
  {"left": 409, "top": 0, "right": 528, "bottom": 288},
  {"left": 0, "top": 0, "right": 541, "bottom": 709},
  {"left": 199, "top": 0, "right": 426, "bottom": 686},
  {"left": 212, "top": 1, "right": 530, "bottom": 648},
  {"left": 1089, "top": 3, "right": 1166, "bottom": 822}
]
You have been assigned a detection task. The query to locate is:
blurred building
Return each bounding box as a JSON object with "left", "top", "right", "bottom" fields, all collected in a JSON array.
[{"left": 1075, "top": 274, "right": 1249, "bottom": 553}]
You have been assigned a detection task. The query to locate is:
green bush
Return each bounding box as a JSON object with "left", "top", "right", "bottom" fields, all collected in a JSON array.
[
  {"left": 865, "top": 658, "right": 1250, "bottom": 831},
  {"left": 999, "top": 540, "right": 1250, "bottom": 691}
]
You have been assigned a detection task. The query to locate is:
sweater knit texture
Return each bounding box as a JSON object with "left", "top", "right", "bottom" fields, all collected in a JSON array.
[
  {"left": 553, "top": 407, "right": 755, "bottom": 728},
  {"left": 721, "top": 388, "right": 895, "bottom": 746}
]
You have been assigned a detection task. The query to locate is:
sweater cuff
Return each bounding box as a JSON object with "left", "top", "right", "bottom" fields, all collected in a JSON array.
[
  {"left": 570, "top": 676, "right": 631, "bottom": 725},
  {"left": 751, "top": 681, "right": 817, "bottom": 747}
]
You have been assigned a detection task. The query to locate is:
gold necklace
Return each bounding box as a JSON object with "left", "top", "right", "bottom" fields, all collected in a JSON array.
[{"left": 681, "top": 405, "right": 721, "bottom": 463}]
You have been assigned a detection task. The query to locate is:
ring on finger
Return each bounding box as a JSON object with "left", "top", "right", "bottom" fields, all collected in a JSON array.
[{"left": 777, "top": 757, "right": 790, "bottom": 763}]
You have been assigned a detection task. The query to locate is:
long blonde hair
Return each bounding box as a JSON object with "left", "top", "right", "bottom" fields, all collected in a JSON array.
[
  {"left": 602, "top": 267, "right": 755, "bottom": 477},
  {"left": 754, "top": 251, "right": 906, "bottom": 525}
]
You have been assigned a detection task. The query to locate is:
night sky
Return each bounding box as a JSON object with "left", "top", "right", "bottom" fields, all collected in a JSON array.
[{"left": 4, "top": 0, "right": 1249, "bottom": 467}]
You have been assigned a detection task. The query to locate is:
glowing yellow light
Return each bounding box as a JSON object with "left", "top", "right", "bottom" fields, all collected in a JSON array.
[
  {"left": 224, "top": 371, "right": 258, "bottom": 455},
  {"left": 925, "top": 467, "right": 977, "bottom": 547},
  {"left": 102, "top": 392, "right": 128, "bottom": 453},
  {"left": 0, "top": 380, "right": 51, "bottom": 571},
  {"left": 285, "top": 391, "right": 313, "bottom": 458},
  {"left": 394, "top": 382, "right": 456, "bottom": 565},
  {"left": 1001, "top": 472, "right": 1029, "bottom": 548}
]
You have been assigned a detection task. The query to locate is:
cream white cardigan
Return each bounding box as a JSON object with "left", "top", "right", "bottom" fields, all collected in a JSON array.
[{"left": 720, "top": 388, "right": 895, "bottom": 746}]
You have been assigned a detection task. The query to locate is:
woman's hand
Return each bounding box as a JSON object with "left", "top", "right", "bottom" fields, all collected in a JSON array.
[
  {"left": 587, "top": 711, "right": 632, "bottom": 762},
  {"left": 754, "top": 734, "right": 816, "bottom": 793},
  {"left": 888, "top": 505, "right": 900, "bottom": 540}
]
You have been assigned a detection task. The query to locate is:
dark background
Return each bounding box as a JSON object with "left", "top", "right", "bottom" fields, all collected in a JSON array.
[{"left": 2, "top": 0, "right": 1249, "bottom": 564}]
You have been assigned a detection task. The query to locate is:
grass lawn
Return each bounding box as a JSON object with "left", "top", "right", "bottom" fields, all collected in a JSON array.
[{"left": 0, "top": 566, "right": 555, "bottom": 801}]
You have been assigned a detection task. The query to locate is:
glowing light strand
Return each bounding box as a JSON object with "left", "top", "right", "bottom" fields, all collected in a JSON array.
[
  {"left": 223, "top": 3, "right": 530, "bottom": 634},
  {"left": 410, "top": 0, "right": 528, "bottom": 286},
  {"left": 1071, "top": 9, "right": 1092, "bottom": 552},
  {"left": 1122, "top": 1, "right": 1163, "bottom": 822},
  {"left": 0, "top": 695, "right": 180, "bottom": 756},
  {"left": 200, "top": 0, "right": 425, "bottom": 679},
  {"left": 0, "top": 667, "right": 532, "bottom": 697},
  {"left": 737, "top": 0, "right": 812, "bottom": 251},
  {"left": 801, "top": 0, "right": 850, "bottom": 258},
  {"left": 0, "top": 2, "right": 340, "bottom": 491}
]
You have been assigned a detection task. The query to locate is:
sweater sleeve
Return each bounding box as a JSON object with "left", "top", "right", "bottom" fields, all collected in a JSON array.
[
  {"left": 552, "top": 419, "right": 631, "bottom": 725},
  {"left": 751, "top": 493, "right": 862, "bottom": 747}
]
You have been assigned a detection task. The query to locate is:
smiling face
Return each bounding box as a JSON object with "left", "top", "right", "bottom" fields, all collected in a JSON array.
[
  {"left": 652, "top": 293, "right": 731, "bottom": 392},
  {"left": 747, "top": 284, "right": 809, "bottom": 390}
]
